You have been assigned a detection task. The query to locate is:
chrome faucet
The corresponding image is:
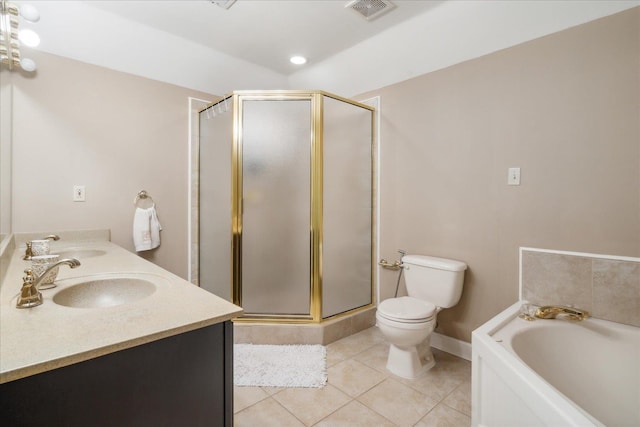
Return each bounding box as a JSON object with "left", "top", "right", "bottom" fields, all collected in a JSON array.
[
  {"left": 22, "top": 234, "right": 60, "bottom": 260},
  {"left": 534, "top": 305, "right": 589, "bottom": 321},
  {"left": 16, "top": 258, "right": 81, "bottom": 308}
]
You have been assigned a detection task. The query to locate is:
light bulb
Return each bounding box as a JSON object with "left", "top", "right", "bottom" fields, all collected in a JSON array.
[
  {"left": 20, "top": 58, "right": 36, "bottom": 72},
  {"left": 19, "top": 29, "right": 40, "bottom": 47},
  {"left": 290, "top": 56, "right": 307, "bottom": 65},
  {"left": 20, "top": 4, "right": 40, "bottom": 23}
]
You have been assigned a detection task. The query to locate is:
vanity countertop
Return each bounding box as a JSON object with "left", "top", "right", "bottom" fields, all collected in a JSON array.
[{"left": 0, "top": 237, "right": 243, "bottom": 384}]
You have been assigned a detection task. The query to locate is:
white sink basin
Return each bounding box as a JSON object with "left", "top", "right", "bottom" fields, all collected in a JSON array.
[{"left": 53, "top": 277, "right": 156, "bottom": 308}]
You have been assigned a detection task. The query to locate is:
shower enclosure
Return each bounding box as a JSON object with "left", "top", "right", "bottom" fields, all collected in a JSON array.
[{"left": 198, "top": 91, "right": 374, "bottom": 323}]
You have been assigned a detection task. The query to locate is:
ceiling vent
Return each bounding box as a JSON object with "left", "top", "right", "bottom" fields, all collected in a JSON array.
[
  {"left": 210, "top": 0, "right": 236, "bottom": 10},
  {"left": 346, "top": 0, "right": 396, "bottom": 21}
]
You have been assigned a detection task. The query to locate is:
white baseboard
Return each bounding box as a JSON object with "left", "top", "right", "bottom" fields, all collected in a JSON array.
[{"left": 430, "top": 332, "right": 472, "bottom": 361}]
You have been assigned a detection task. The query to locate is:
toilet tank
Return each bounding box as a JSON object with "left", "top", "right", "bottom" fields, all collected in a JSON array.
[{"left": 401, "top": 255, "right": 467, "bottom": 308}]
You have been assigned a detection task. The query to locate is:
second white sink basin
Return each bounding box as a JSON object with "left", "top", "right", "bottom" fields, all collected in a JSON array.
[
  {"left": 53, "top": 277, "right": 156, "bottom": 308},
  {"left": 55, "top": 249, "right": 107, "bottom": 259}
]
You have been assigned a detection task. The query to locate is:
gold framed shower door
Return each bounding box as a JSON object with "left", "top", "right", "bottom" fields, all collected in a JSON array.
[{"left": 201, "top": 90, "right": 376, "bottom": 323}]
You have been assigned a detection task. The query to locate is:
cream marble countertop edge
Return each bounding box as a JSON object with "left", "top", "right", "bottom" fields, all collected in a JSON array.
[{"left": 0, "top": 238, "right": 243, "bottom": 384}]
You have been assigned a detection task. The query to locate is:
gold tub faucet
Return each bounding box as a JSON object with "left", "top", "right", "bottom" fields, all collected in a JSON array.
[{"left": 534, "top": 305, "right": 589, "bottom": 321}]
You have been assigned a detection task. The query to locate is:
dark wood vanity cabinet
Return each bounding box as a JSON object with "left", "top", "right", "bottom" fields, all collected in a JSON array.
[{"left": 0, "top": 321, "right": 233, "bottom": 427}]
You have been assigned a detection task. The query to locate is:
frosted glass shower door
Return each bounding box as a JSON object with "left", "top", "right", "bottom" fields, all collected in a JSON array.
[
  {"left": 322, "top": 96, "right": 373, "bottom": 318},
  {"left": 240, "top": 99, "right": 312, "bottom": 316},
  {"left": 199, "top": 100, "right": 232, "bottom": 300}
]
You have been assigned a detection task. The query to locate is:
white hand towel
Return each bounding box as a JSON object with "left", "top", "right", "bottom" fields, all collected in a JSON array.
[
  {"left": 149, "top": 206, "right": 162, "bottom": 249},
  {"left": 133, "top": 207, "right": 162, "bottom": 252}
]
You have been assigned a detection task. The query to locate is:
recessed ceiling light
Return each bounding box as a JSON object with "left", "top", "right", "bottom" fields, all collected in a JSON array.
[{"left": 290, "top": 56, "right": 307, "bottom": 65}]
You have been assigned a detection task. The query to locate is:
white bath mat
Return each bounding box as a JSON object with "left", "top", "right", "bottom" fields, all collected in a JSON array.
[{"left": 234, "top": 344, "right": 327, "bottom": 388}]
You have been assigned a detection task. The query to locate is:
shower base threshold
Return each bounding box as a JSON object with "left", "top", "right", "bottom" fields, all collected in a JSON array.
[{"left": 233, "top": 306, "right": 376, "bottom": 345}]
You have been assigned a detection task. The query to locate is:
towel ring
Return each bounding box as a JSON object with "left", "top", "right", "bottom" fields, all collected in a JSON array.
[{"left": 134, "top": 190, "right": 155, "bottom": 209}]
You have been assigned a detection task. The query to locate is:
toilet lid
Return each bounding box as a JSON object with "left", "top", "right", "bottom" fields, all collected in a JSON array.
[{"left": 378, "top": 297, "right": 436, "bottom": 322}]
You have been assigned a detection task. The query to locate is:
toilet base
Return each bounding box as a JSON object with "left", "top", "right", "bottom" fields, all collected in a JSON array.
[{"left": 386, "top": 340, "right": 436, "bottom": 379}]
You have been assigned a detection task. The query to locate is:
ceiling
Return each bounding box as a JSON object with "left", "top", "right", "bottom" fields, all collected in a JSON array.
[
  {"left": 87, "top": 0, "right": 442, "bottom": 75},
  {"left": 12, "top": 0, "right": 640, "bottom": 96}
]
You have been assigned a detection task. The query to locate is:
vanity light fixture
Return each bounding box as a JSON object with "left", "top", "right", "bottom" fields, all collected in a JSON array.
[
  {"left": 290, "top": 55, "right": 307, "bottom": 65},
  {"left": 0, "top": 0, "right": 40, "bottom": 71},
  {"left": 17, "top": 27, "right": 38, "bottom": 47}
]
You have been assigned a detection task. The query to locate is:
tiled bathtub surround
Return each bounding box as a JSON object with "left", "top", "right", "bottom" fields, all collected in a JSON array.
[{"left": 520, "top": 248, "right": 640, "bottom": 327}]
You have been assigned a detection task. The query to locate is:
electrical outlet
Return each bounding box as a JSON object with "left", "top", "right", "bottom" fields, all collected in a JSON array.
[
  {"left": 508, "top": 168, "right": 521, "bottom": 185},
  {"left": 73, "top": 185, "right": 86, "bottom": 202}
]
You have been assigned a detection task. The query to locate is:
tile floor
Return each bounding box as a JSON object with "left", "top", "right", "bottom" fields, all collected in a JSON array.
[{"left": 234, "top": 326, "right": 471, "bottom": 426}]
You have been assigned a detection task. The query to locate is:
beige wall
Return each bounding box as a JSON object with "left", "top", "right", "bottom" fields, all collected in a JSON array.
[
  {"left": 362, "top": 8, "right": 640, "bottom": 342},
  {"left": 3, "top": 51, "right": 213, "bottom": 279}
]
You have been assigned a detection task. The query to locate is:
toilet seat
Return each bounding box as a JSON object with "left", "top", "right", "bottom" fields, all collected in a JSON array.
[{"left": 378, "top": 297, "right": 436, "bottom": 323}]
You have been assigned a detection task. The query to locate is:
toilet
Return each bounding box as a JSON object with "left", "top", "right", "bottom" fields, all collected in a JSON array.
[{"left": 376, "top": 254, "right": 467, "bottom": 379}]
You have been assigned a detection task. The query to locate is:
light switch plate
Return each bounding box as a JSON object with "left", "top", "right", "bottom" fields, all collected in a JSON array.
[
  {"left": 73, "top": 185, "right": 86, "bottom": 202},
  {"left": 508, "top": 168, "right": 521, "bottom": 185}
]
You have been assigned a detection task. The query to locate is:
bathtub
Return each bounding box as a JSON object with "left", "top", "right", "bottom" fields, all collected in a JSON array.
[{"left": 472, "top": 302, "right": 640, "bottom": 427}]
